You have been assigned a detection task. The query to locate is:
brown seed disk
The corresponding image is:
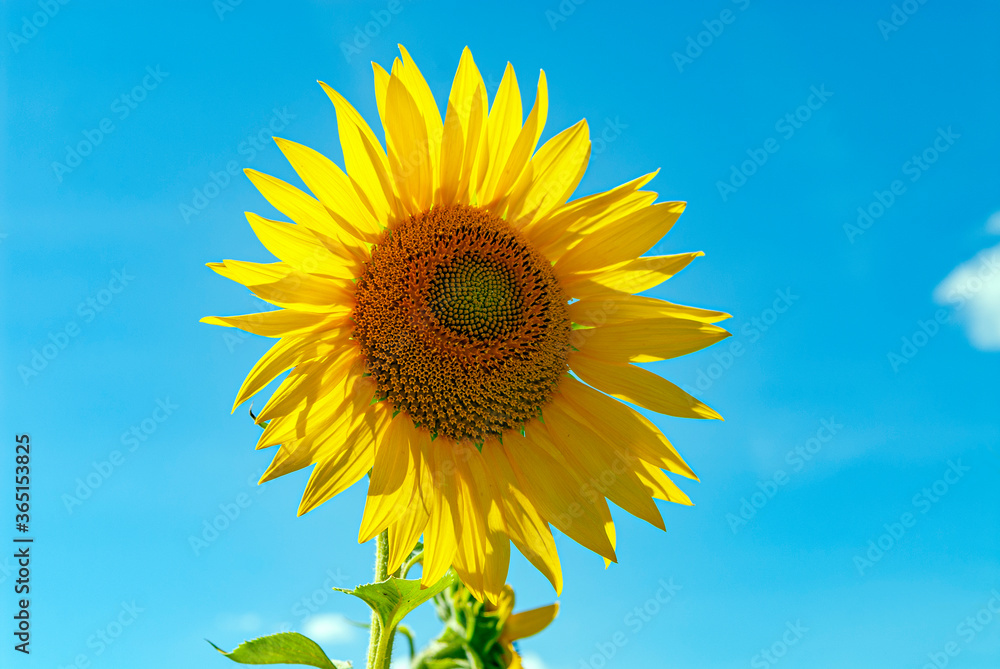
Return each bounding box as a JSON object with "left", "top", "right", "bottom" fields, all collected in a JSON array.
[{"left": 352, "top": 204, "right": 571, "bottom": 442}]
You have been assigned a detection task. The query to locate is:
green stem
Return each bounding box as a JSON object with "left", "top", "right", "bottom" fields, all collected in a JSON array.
[
  {"left": 366, "top": 530, "right": 391, "bottom": 669},
  {"left": 372, "top": 620, "right": 394, "bottom": 668}
]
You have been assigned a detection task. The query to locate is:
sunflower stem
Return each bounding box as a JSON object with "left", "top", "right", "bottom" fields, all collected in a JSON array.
[{"left": 366, "top": 529, "right": 391, "bottom": 669}]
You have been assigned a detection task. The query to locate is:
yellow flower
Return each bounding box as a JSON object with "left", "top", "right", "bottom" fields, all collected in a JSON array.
[
  {"left": 204, "top": 46, "right": 729, "bottom": 603},
  {"left": 491, "top": 585, "right": 558, "bottom": 669}
]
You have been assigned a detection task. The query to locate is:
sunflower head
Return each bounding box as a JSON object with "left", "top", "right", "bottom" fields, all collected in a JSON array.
[
  {"left": 353, "top": 203, "right": 570, "bottom": 444},
  {"left": 203, "top": 45, "right": 730, "bottom": 603}
]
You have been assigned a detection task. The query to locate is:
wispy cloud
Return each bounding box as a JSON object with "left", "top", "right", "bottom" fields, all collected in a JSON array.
[
  {"left": 933, "top": 216, "right": 1000, "bottom": 350},
  {"left": 302, "top": 613, "right": 355, "bottom": 644},
  {"left": 987, "top": 212, "right": 1000, "bottom": 235},
  {"left": 216, "top": 612, "right": 263, "bottom": 634}
]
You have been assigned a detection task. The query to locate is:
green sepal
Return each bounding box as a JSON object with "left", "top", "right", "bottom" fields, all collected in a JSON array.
[
  {"left": 335, "top": 571, "right": 457, "bottom": 641},
  {"left": 207, "top": 632, "right": 351, "bottom": 668}
]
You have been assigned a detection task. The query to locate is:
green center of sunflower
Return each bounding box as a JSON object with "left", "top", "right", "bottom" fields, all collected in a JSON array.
[
  {"left": 427, "top": 256, "right": 520, "bottom": 341},
  {"left": 352, "top": 204, "right": 571, "bottom": 443}
]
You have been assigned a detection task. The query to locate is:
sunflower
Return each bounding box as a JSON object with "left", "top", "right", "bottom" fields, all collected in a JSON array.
[{"left": 204, "top": 45, "right": 729, "bottom": 603}]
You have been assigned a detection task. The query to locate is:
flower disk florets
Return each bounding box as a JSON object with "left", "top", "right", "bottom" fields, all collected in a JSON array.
[{"left": 353, "top": 204, "right": 571, "bottom": 442}]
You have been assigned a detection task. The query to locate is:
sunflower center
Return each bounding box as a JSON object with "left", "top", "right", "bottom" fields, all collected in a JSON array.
[
  {"left": 427, "top": 255, "right": 520, "bottom": 341},
  {"left": 353, "top": 204, "right": 570, "bottom": 443}
]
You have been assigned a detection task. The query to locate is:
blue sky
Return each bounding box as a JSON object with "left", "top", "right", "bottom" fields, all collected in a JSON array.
[{"left": 2, "top": 1, "right": 999, "bottom": 668}]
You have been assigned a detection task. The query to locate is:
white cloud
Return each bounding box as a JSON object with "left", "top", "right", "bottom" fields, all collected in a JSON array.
[
  {"left": 302, "top": 613, "right": 355, "bottom": 644},
  {"left": 934, "top": 238, "right": 1000, "bottom": 351},
  {"left": 520, "top": 652, "right": 549, "bottom": 669},
  {"left": 987, "top": 212, "right": 1000, "bottom": 235}
]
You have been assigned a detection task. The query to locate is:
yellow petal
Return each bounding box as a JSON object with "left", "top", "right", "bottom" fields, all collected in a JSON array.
[
  {"left": 571, "top": 317, "right": 731, "bottom": 363},
  {"left": 494, "top": 584, "right": 516, "bottom": 624},
  {"left": 482, "top": 439, "right": 563, "bottom": 594},
  {"left": 261, "top": 399, "right": 368, "bottom": 483},
  {"left": 257, "top": 277, "right": 351, "bottom": 313},
  {"left": 317, "top": 80, "right": 398, "bottom": 224},
  {"left": 464, "top": 446, "right": 511, "bottom": 602},
  {"left": 556, "top": 375, "right": 697, "bottom": 480},
  {"left": 206, "top": 259, "right": 289, "bottom": 286},
  {"left": 502, "top": 429, "right": 617, "bottom": 562},
  {"left": 569, "top": 352, "right": 722, "bottom": 420},
  {"left": 232, "top": 331, "right": 347, "bottom": 411},
  {"left": 480, "top": 62, "right": 524, "bottom": 203},
  {"left": 258, "top": 368, "right": 374, "bottom": 449},
  {"left": 396, "top": 45, "right": 442, "bottom": 199},
  {"left": 388, "top": 502, "right": 429, "bottom": 575},
  {"left": 200, "top": 309, "right": 334, "bottom": 338},
  {"left": 560, "top": 252, "right": 704, "bottom": 300},
  {"left": 387, "top": 428, "right": 432, "bottom": 573},
  {"left": 439, "top": 47, "right": 488, "bottom": 206},
  {"left": 555, "top": 201, "right": 686, "bottom": 276},
  {"left": 421, "top": 441, "right": 460, "bottom": 587},
  {"left": 487, "top": 70, "right": 548, "bottom": 209},
  {"left": 259, "top": 367, "right": 373, "bottom": 458},
  {"left": 245, "top": 212, "right": 357, "bottom": 280},
  {"left": 504, "top": 603, "right": 559, "bottom": 642},
  {"left": 254, "top": 349, "right": 355, "bottom": 425},
  {"left": 634, "top": 459, "right": 693, "bottom": 505},
  {"left": 523, "top": 171, "right": 658, "bottom": 258},
  {"left": 384, "top": 73, "right": 432, "bottom": 214},
  {"left": 567, "top": 294, "right": 731, "bottom": 326},
  {"left": 544, "top": 399, "right": 665, "bottom": 531},
  {"left": 505, "top": 119, "right": 590, "bottom": 224},
  {"left": 449, "top": 450, "right": 489, "bottom": 601},
  {"left": 296, "top": 406, "right": 387, "bottom": 515},
  {"left": 373, "top": 59, "right": 392, "bottom": 125},
  {"left": 273, "top": 137, "right": 382, "bottom": 238},
  {"left": 208, "top": 261, "right": 353, "bottom": 313},
  {"left": 244, "top": 169, "right": 352, "bottom": 239},
  {"left": 359, "top": 414, "right": 419, "bottom": 542}
]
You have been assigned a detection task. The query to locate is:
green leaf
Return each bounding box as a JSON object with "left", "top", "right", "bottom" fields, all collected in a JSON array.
[
  {"left": 336, "top": 571, "right": 457, "bottom": 639},
  {"left": 208, "top": 632, "right": 351, "bottom": 668}
]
